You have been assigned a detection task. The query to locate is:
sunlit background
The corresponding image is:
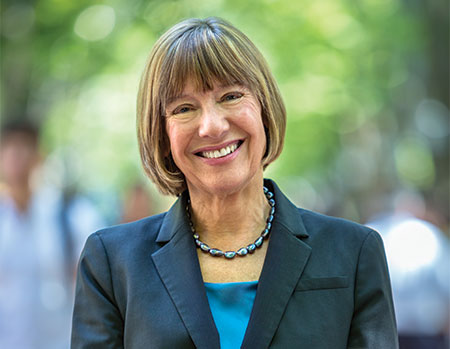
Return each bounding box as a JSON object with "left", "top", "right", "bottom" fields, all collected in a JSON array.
[{"left": 1, "top": 0, "right": 449, "bottom": 347}]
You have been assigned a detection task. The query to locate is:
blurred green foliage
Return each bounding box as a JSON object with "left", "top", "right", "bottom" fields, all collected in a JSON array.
[{"left": 1, "top": 0, "right": 448, "bottom": 227}]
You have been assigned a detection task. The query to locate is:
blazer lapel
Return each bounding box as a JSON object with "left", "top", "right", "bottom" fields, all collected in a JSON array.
[
  {"left": 242, "top": 180, "right": 312, "bottom": 348},
  {"left": 152, "top": 195, "right": 220, "bottom": 349}
]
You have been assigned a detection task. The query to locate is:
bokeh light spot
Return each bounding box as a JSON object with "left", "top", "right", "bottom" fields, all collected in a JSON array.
[
  {"left": 385, "top": 219, "right": 439, "bottom": 273},
  {"left": 74, "top": 5, "right": 116, "bottom": 41},
  {"left": 414, "top": 99, "right": 449, "bottom": 139}
]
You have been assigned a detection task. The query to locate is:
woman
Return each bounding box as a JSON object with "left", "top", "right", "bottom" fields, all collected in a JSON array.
[{"left": 72, "top": 17, "right": 398, "bottom": 348}]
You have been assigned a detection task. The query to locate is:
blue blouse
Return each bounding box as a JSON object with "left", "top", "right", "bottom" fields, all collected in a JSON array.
[{"left": 204, "top": 281, "right": 258, "bottom": 349}]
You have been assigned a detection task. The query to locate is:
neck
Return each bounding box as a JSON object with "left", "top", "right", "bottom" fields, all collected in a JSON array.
[
  {"left": 188, "top": 176, "right": 270, "bottom": 251},
  {"left": 6, "top": 181, "right": 32, "bottom": 213}
]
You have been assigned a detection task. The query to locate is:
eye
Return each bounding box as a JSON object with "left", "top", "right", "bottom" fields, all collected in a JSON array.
[
  {"left": 172, "top": 105, "right": 194, "bottom": 115},
  {"left": 221, "top": 92, "right": 243, "bottom": 102}
]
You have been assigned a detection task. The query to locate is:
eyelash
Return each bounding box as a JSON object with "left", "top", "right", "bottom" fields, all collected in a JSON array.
[
  {"left": 173, "top": 106, "right": 193, "bottom": 115},
  {"left": 171, "top": 92, "right": 244, "bottom": 115},
  {"left": 222, "top": 92, "right": 243, "bottom": 102}
]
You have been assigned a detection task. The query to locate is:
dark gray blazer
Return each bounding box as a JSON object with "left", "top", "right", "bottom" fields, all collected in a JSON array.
[{"left": 71, "top": 180, "right": 398, "bottom": 348}]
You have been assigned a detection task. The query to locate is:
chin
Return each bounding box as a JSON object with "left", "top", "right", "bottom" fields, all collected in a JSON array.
[{"left": 190, "top": 170, "right": 262, "bottom": 198}]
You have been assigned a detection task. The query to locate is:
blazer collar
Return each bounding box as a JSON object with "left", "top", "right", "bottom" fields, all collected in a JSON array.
[
  {"left": 152, "top": 193, "right": 220, "bottom": 348},
  {"left": 242, "top": 179, "right": 311, "bottom": 348},
  {"left": 155, "top": 192, "right": 189, "bottom": 243},
  {"left": 264, "top": 179, "right": 309, "bottom": 238}
]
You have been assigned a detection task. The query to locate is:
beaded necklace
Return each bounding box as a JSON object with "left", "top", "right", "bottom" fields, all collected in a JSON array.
[{"left": 186, "top": 186, "right": 275, "bottom": 259}]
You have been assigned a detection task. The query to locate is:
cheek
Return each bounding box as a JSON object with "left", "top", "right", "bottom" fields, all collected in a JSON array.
[
  {"left": 252, "top": 117, "right": 267, "bottom": 157},
  {"left": 238, "top": 115, "right": 266, "bottom": 160},
  {"left": 166, "top": 124, "right": 189, "bottom": 158},
  {"left": 247, "top": 113, "right": 266, "bottom": 144},
  {"left": 166, "top": 122, "right": 178, "bottom": 150}
]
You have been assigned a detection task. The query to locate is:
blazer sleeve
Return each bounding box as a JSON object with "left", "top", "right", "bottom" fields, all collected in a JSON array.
[
  {"left": 71, "top": 232, "right": 124, "bottom": 348},
  {"left": 347, "top": 230, "right": 399, "bottom": 349}
]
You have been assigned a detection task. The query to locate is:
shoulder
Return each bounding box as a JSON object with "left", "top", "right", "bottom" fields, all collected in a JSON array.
[
  {"left": 268, "top": 178, "right": 379, "bottom": 252},
  {"left": 299, "top": 208, "right": 374, "bottom": 240},
  {"left": 268, "top": 178, "right": 377, "bottom": 245},
  {"left": 296, "top": 207, "right": 383, "bottom": 258},
  {"left": 84, "top": 212, "right": 167, "bottom": 257}
]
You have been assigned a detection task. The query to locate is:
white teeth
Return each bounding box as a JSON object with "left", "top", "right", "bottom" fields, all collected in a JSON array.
[{"left": 201, "top": 142, "right": 240, "bottom": 159}]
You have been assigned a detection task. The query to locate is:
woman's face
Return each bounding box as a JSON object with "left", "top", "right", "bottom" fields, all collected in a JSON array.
[{"left": 165, "top": 81, "right": 266, "bottom": 197}]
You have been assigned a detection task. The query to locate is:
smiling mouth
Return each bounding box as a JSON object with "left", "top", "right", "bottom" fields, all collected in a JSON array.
[{"left": 196, "top": 140, "right": 244, "bottom": 159}]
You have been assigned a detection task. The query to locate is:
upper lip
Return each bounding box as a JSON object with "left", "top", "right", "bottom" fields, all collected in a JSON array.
[{"left": 193, "top": 139, "right": 243, "bottom": 154}]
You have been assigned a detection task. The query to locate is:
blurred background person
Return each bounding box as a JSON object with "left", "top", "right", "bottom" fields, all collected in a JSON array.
[
  {"left": 367, "top": 192, "right": 449, "bottom": 349},
  {"left": 0, "top": 121, "right": 105, "bottom": 349},
  {"left": 120, "top": 182, "right": 154, "bottom": 223}
]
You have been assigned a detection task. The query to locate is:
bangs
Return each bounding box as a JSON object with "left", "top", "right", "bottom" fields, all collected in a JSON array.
[{"left": 159, "top": 26, "right": 258, "bottom": 110}]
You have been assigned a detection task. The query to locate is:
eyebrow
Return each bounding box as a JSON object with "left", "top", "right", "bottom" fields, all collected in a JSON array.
[
  {"left": 166, "top": 94, "right": 192, "bottom": 106},
  {"left": 166, "top": 82, "right": 243, "bottom": 106}
]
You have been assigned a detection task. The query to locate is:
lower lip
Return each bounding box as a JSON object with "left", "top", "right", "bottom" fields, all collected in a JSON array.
[{"left": 198, "top": 142, "right": 243, "bottom": 166}]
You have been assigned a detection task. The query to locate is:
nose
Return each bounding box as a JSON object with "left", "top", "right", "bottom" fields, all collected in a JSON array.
[{"left": 198, "top": 105, "right": 229, "bottom": 139}]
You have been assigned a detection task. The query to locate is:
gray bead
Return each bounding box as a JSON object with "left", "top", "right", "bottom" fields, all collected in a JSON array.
[
  {"left": 267, "top": 191, "right": 273, "bottom": 199},
  {"left": 193, "top": 233, "right": 199, "bottom": 239},
  {"left": 267, "top": 222, "right": 272, "bottom": 230},
  {"left": 263, "top": 187, "right": 268, "bottom": 194},
  {"left": 269, "top": 199, "right": 275, "bottom": 207},
  {"left": 247, "top": 244, "right": 256, "bottom": 253},
  {"left": 262, "top": 229, "right": 270, "bottom": 239},
  {"left": 255, "top": 236, "right": 264, "bottom": 247},
  {"left": 209, "top": 249, "right": 224, "bottom": 257},
  {"left": 195, "top": 239, "right": 202, "bottom": 246},
  {"left": 200, "top": 243, "right": 210, "bottom": 252},
  {"left": 224, "top": 251, "right": 236, "bottom": 259},
  {"left": 237, "top": 247, "right": 248, "bottom": 256},
  {"left": 267, "top": 214, "right": 274, "bottom": 223},
  {"left": 270, "top": 207, "right": 275, "bottom": 215}
]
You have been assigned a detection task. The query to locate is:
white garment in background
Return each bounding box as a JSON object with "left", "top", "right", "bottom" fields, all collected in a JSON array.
[
  {"left": 0, "top": 186, "right": 104, "bottom": 349},
  {"left": 367, "top": 213, "right": 450, "bottom": 336}
]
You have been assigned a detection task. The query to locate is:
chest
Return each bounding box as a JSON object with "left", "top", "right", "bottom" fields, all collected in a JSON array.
[
  {"left": 122, "top": 248, "right": 353, "bottom": 349},
  {"left": 196, "top": 241, "right": 268, "bottom": 283}
]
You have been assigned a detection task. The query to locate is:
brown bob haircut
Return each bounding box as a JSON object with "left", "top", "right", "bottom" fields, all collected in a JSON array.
[{"left": 137, "top": 17, "right": 286, "bottom": 196}]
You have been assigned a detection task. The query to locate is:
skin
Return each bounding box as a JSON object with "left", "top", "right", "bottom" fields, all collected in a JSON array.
[
  {"left": 121, "top": 184, "right": 153, "bottom": 224},
  {"left": 0, "top": 133, "right": 40, "bottom": 212},
  {"left": 165, "top": 81, "right": 271, "bottom": 282}
]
